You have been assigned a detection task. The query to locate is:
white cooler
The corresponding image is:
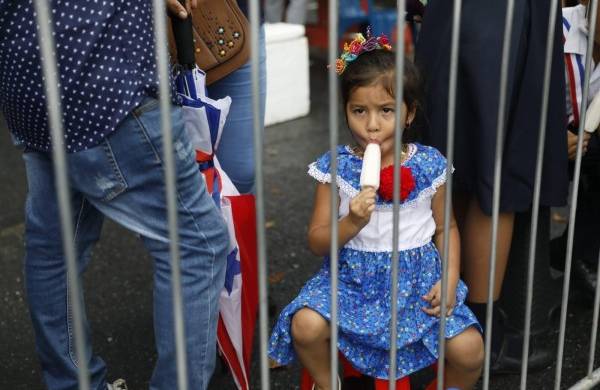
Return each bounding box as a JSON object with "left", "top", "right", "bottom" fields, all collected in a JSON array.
[{"left": 264, "top": 23, "right": 311, "bottom": 126}]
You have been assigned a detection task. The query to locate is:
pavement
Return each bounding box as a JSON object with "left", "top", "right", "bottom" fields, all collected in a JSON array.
[{"left": 1, "top": 58, "right": 600, "bottom": 390}]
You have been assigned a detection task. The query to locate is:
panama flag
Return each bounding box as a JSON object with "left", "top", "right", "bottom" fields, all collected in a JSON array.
[
  {"left": 217, "top": 193, "right": 258, "bottom": 390},
  {"left": 175, "top": 66, "right": 258, "bottom": 390}
]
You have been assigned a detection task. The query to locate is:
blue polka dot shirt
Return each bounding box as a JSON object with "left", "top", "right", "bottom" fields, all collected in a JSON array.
[{"left": 0, "top": 1, "right": 159, "bottom": 152}]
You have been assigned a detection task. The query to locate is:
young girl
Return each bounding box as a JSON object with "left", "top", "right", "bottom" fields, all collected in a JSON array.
[{"left": 268, "top": 33, "right": 484, "bottom": 390}]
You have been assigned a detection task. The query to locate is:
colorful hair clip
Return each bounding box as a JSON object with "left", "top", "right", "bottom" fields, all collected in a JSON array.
[{"left": 332, "top": 27, "right": 393, "bottom": 75}]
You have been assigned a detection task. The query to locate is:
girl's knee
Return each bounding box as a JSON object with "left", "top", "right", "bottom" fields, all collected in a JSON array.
[
  {"left": 291, "top": 308, "right": 329, "bottom": 346},
  {"left": 447, "top": 327, "right": 484, "bottom": 372}
]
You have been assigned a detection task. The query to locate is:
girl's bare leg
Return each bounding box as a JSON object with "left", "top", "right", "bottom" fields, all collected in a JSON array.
[
  {"left": 444, "top": 327, "right": 485, "bottom": 389},
  {"left": 291, "top": 308, "right": 333, "bottom": 390}
]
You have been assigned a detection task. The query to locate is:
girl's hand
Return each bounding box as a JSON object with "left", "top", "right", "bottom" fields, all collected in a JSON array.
[
  {"left": 421, "top": 280, "right": 456, "bottom": 317},
  {"left": 348, "top": 187, "right": 377, "bottom": 229}
]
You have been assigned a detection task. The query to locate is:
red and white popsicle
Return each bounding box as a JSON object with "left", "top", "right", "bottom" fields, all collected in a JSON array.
[{"left": 359, "top": 143, "right": 381, "bottom": 190}]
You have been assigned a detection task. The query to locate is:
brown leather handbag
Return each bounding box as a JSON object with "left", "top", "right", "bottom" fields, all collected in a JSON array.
[{"left": 168, "top": 0, "right": 250, "bottom": 85}]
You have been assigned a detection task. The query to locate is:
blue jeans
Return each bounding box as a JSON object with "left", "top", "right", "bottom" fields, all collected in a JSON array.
[
  {"left": 22, "top": 98, "right": 229, "bottom": 390},
  {"left": 208, "top": 25, "right": 267, "bottom": 194}
]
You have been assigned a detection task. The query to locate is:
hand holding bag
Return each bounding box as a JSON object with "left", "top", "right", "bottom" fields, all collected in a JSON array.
[{"left": 168, "top": 0, "right": 250, "bottom": 85}]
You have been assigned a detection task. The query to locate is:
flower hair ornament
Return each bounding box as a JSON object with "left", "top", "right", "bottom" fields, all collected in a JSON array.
[{"left": 333, "top": 28, "right": 393, "bottom": 75}]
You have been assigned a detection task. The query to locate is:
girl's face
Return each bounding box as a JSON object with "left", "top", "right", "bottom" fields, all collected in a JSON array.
[{"left": 345, "top": 82, "right": 416, "bottom": 166}]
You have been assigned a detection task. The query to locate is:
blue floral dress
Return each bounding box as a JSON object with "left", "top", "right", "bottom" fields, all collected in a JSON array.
[{"left": 268, "top": 143, "right": 480, "bottom": 379}]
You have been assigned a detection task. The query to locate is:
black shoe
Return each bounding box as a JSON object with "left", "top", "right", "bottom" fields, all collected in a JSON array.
[
  {"left": 489, "top": 333, "right": 519, "bottom": 375},
  {"left": 490, "top": 330, "right": 553, "bottom": 375}
]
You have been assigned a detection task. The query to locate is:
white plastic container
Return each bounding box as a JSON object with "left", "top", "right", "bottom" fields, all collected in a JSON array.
[{"left": 264, "top": 23, "right": 311, "bottom": 126}]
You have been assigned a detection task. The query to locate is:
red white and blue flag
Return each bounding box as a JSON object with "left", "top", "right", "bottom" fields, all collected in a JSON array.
[{"left": 175, "top": 66, "right": 258, "bottom": 390}]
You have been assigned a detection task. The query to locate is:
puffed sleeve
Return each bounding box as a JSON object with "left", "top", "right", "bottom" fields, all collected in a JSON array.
[
  {"left": 412, "top": 144, "right": 452, "bottom": 198},
  {"left": 307, "top": 150, "right": 332, "bottom": 184}
]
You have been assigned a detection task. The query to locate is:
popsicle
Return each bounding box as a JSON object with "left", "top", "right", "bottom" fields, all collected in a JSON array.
[{"left": 359, "top": 143, "right": 381, "bottom": 190}]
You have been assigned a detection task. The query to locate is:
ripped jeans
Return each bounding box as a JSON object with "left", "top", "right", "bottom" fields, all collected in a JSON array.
[{"left": 22, "top": 97, "right": 229, "bottom": 390}]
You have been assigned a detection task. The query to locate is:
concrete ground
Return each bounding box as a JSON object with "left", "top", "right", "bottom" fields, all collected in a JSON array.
[{"left": 1, "top": 59, "right": 599, "bottom": 390}]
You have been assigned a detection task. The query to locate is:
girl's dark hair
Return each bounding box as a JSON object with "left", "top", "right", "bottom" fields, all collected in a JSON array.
[{"left": 340, "top": 49, "right": 423, "bottom": 142}]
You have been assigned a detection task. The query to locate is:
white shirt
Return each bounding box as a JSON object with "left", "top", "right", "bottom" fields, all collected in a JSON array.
[{"left": 563, "top": 4, "right": 600, "bottom": 132}]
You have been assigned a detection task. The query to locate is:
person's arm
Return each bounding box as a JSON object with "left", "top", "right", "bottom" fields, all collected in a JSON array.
[
  {"left": 307, "top": 183, "right": 377, "bottom": 256},
  {"left": 422, "top": 183, "right": 461, "bottom": 316}
]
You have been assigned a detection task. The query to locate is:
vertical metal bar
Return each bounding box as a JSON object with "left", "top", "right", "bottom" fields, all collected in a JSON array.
[
  {"left": 249, "top": 0, "right": 270, "bottom": 389},
  {"left": 389, "top": 1, "right": 406, "bottom": 389},
  {"left": 519, "top": 1, "right": 558, "bottom": 388},
  {"left": 436, "top": 1, "right": 462, "bottom": 389},
  {"left": 32, "top": 2, "right": 90, "bottom": 389},
  {"left": 483, "top": 1, "right": 515, "bottom": 388},
  {"left": 329, "top": 1, "right": 339, "bottom": 389},
  {"left": 152, "top": 2, "right": 188, "bottom": 389},
  {"left": 555, "top": 0, "right": 598, "bottom": 388},
  {"left": 587, "top": 249, "right": 600, "bottom": 377}
]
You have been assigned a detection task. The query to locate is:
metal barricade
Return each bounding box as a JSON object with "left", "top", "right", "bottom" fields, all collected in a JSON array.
[{"left": 24, "top": 0, "right": 600, "bottom": 389}]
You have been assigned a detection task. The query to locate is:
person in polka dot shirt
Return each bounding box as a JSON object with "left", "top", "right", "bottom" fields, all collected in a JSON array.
[
  {"left": 0, "top": 1, "right": 230, "bottom": 389},
  {"left": 2, "top": 1, "right": 155, "bottom": 151}
]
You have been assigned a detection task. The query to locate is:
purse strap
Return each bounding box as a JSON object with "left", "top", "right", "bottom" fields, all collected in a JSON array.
[{"left": 170, "top": 0, "right": 196, "bottom": 68}]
